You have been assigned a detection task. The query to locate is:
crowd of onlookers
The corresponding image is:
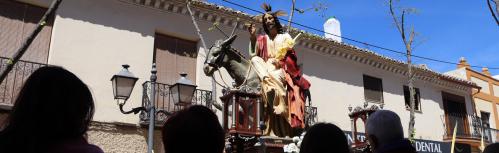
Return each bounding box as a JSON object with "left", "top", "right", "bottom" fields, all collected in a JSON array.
[{"left": 0, "top": 66, "right": 497, "bottom": 153}]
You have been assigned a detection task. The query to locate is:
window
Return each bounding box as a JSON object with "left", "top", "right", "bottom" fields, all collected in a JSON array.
[
  {"left": 154, "top": 33, "right": 198, "bottom": 85},
  {"left": 0, "top": 1, "right": 53, "bottom": 106},
  {"left": 481, "top": 111, "right": 493, "bottom": 141},
  {"left": 481, "top": 112, "right": 491, "bottom": 128},
  {"left": 403, "top": 86, "right": 421, "bottom": 111},
  {"left": 0, "top": 0, "right": 54, "bottom": 63},
  {"left": 442, "top": 92, "right": 467, "bottom": 136},
  {"left": 363, "top": 75, "right": 383, "bottom": 103}
]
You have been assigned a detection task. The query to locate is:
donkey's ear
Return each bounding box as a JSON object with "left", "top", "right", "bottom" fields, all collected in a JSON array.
[{"left": 222, "top": 35, "right": 238, "bottom": 47}]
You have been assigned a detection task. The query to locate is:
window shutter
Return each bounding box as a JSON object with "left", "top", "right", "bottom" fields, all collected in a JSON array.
[
  {"left": 0, "top": 1, "right": 52, "bottom": 105},
  {"left": 363, "top": 75, "right": 383, "bottom": 103},
  {"left": 0, "top": 1, "right": 25, "bottom": 59},
  {"left": 154, "top": 34, "right": 197, "bottom": 85}
]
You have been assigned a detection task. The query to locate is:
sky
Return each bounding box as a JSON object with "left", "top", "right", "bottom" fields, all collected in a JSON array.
[{"left": 206, "top": 0, "right": 499, "bottom": 75}]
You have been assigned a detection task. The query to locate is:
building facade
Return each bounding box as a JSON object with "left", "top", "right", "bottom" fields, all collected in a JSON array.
[
  {"left": 446, "top": 58, "right": 499, "bottom": 146},
  {"left": 0, "top": 0, "right": 489, "bottom": 152}
]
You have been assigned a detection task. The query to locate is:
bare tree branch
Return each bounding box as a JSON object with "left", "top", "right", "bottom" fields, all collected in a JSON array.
[
  {"left": 287, "top": 0, "right": 296, "bottom": 32},
  {"left": 487, "top": 0, "right": 499, "bottom": 26},
  {"left": 409, "top": 27, "right": 415, "bottom": 50},
  {"left": 389, "top": 0, "right": 404, "bottom": 35},
  {"left": 388, "top": 0, "right": 417, "bottom": 143},
  {"left": 401, "top": 10, "right": 406, "bottom": 41}
]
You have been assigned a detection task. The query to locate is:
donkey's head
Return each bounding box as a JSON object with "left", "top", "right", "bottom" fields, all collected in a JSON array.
[{"left": 203, "top": 35, "right": 237, "bottom": 76}]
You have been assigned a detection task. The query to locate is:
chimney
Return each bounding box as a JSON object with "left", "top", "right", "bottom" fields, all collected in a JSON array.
[
  {"left": 482, "top": 67, "right": 491, "bottom": 76},
  {"left": 457, "top": 57, "right": 470, "bottom": 69},
  {"left": 324, "top": 17, "right": 342, "bottom": 43}
]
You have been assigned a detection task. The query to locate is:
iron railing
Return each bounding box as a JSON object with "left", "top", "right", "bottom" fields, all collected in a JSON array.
[
  {"left": 140, "top": 81, "right": 213, "bottom": 124},
  {"left": 442, "top": 113, "right": 483, "bottom": 140},
  {"left": 483, "top": 128, "right": 499, "bottom": 143},
  {"left": 305, "top": 106, "right": 317, "bottom": 128},
  {"left": 0, "top": 57, "right": 47, "bottom": 107}
]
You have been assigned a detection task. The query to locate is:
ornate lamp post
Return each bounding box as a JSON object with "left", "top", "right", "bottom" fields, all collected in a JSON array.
[
  {"left": 111, "top": 64, "right": 156, "bottom": 153},
  {"left": 111, "top": 64, "right": 197, "bottom": 153}
]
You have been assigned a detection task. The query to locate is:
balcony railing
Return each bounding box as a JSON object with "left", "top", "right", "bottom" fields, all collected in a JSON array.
[
  {"left": 442, "top": 113, "right": 483, "bottom": 140},
  {"left": 483, "top": 128, "right": 499, "bottom": 143},
  {"left": 305, "top": 106, "right": 317, "bottom": 128},
  {"left": 0, "top": 57, "right": 47, "bottom": 107},
  {"left": 140, "top": 81, "right": 213, "bottom": 124}
]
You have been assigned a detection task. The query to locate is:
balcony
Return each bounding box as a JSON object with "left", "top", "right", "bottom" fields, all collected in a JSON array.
[
  {"left": 483, "top": 128, "right": 499, "bottom": 143},
  {"left": 0, "top": 57, "right": 47, "bottom": 108},
  {"left": 140, "top": 81, "right": 213, "bottom": 125},
  {"left": 442, "top": 113, "right": 483, "bottom": 141}
]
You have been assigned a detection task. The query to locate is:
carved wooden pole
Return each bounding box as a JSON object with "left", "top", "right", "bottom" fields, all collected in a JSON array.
[{"left": 186, "top": 0, "right": 220, "bottom": 110}]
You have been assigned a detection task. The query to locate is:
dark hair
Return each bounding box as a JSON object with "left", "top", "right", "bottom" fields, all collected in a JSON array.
[
  {"left": 162, "top": 105, "right": 225, "bottom": 153},
  {"left": 484, "top": 143, "right": 499, "bottom": 153},
  {"left": 300, "top": 123, "right": 350, "bottom": 153},
  {"left": 0, "top": 66, "right": 95, "bottom": 152},
  {"left": 262, "top": 13, "right": 284, "bottom": 35}
]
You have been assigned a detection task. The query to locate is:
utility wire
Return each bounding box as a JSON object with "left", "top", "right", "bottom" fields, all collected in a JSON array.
[{"left": 221, "top": 0, "right": 499, "bottom": 70}]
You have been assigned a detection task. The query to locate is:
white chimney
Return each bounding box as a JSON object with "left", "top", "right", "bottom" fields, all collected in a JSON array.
[{"left": 323, "top": 17, "right": 342, "bottom": 43}]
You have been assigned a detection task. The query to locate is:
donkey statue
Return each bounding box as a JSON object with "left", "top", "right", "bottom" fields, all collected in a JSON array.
[
  {"left": 204, "top": 34, "right": 313, "bottom": 138},
  {"left": 203, "top": 35, "right": 261, "bottom": 92}
]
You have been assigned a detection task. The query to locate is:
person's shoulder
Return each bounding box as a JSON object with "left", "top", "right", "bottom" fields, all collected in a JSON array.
[
  {"left": 48, "top": 138, "right": 104, "bottom": 153},
  {"left": 83, "top": 144, "right": 104, "bottom": 153}
]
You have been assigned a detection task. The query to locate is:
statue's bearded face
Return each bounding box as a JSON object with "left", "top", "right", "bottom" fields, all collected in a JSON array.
[{"left": 263, "top": 13, "right": 276, "bottom": 30}]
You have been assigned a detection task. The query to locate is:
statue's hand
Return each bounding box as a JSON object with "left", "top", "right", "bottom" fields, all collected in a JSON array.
[{"left": 248, "top": 24, "right": 256, "bottom": 37}]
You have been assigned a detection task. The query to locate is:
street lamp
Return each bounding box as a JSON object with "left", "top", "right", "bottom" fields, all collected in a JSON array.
[
  {"left": 170, "top": 73, "right": 197, "bottom": 106},
  {"left": 111, "top": 64, "right": 197, "bottom": 153},
  {"left": 111, "top": 64, "right": 144, "bottom": 114},
  {"left": 111, "top": 64, "right": 138, "bottom": 100},
  {"left": 111, "top": 64, "right": 156, "bottom": 153}
]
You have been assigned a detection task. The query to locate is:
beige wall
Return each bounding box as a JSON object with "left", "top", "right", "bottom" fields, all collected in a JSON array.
[
  {"left": 298, "top": 45, "right": 473, "bottom": 141},
  {"left": 471, "top": 77, "right": 490, "bottom": 94},
  {"left": 493, "top": 84, "right": 499, "bottom": 97},
  {"left": 46, "top": 0, "right": 243, "bottom": 124}
]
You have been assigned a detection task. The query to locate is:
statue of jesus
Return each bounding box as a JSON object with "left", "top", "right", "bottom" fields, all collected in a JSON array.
[{"left": 247, "top": 3, "right": 311, "bottom": 137}]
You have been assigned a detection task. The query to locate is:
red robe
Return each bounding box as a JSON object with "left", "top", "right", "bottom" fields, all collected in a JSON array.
[{"left": 255, "top": 35, "right": 311, "bottom": 129}]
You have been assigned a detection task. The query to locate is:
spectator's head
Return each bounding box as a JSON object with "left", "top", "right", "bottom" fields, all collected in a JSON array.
[
  {"left": 299, "top": 123, "right": 350, "bottom": 153},
  {"left": 162, "top": 105, "right": 225, "bottom": 153},
  {"left": 484, "top": 143, "right": 499, "bottom": 153},
  {"left": 0, "top": 66, "right": 95, "bottom": 151},
  {"left": 366, "top": 110, "right": 404, "bottom": 151}
]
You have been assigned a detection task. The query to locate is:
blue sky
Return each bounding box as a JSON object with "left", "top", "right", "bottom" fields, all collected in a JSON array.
[{"left": 206, "top": 0, "right": 499, "bottom": 75}]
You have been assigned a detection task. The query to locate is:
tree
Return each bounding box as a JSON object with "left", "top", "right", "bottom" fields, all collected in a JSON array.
[
  {"left": 286, "top": 0, "right": 329, "bottom": 32},
  {"left": 388, "top": 0, "right": 418, "bottom": 143},
  {"left": 487, "top": 0, "right": 499, "bottom": 26}
]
